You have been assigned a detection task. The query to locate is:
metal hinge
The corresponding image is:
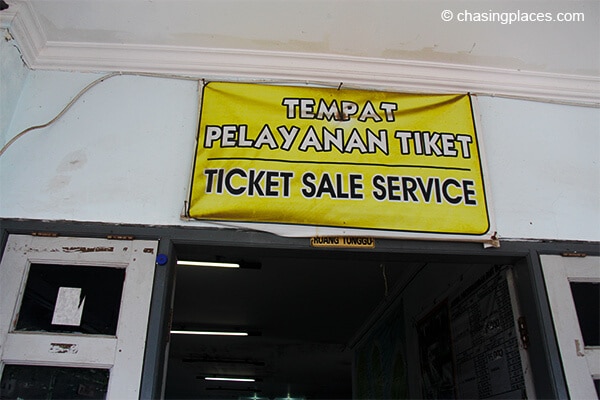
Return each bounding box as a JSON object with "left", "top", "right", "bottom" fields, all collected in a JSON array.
[{"left": 518, "top": 316, "right": 529, "bottom": 350}]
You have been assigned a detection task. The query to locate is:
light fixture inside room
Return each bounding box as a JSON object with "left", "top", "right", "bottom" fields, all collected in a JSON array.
[
  {"left": 176, "top": 258, "right": 261, "bottom": 269},
  {"left": 170, "top": 330, "right": 248, "bottom": 336},
  {"left": 176, "top": 260, "right": 240, "bottom": 268},
  {"left": 239, "top": 395, "right": 269, "bottom": 400},
  {"left": 203, "top": 377, "right": 256, "bottom": 382}
]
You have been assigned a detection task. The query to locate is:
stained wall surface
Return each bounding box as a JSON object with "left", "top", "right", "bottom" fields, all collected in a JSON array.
[{"left": 1, "top": 67, "right": 598, "bottom": 242}]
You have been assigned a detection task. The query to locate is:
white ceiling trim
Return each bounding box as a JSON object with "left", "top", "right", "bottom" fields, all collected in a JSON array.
[
  {"left": 35, "top": 41, "right": 600, "bottom": 106},
  {"left": 0, "top": 0, "right": 45, "bottom": 66},
  {"left": 3, "top": 1, "right": 599, "bottom": 107}
]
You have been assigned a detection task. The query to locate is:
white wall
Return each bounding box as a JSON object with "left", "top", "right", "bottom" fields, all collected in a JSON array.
[
  {"left": 0, "top": 28, "right": 29, "bottom": 143},
  {"left": 1, "top": 70, "right": 199, "bottom": 225},
  {"left": 0, "top": 69, "right": 598, "bottom": 242},
  {"left": 477, "top": 96, "right": 600, "bottom": 241}
]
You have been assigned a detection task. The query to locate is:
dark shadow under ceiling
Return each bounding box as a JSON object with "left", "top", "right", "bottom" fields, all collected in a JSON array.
[{"left": 165, "top": 245, "right": 419, "bottom": 399}]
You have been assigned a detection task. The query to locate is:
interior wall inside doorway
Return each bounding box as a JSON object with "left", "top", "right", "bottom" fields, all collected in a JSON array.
[
  {"left": 166, "top": 247, "right": 412, "bottom": 399},
  {"left": 355, "top": 263, "right": 527, "bottom": 399},
  {"left": 164, "top": 244, "right": 526, "bottom": 400}
]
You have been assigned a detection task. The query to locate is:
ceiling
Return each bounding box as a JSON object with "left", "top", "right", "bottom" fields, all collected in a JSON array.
[
  {"left": 7, "top": 0, "right": 598, "bottom": 75},
  {"left": 1, "top": 0, "right": 599, "bottom": 104},
  {"left": 167, "top": 245, "right": 419, "bottom": 399}
]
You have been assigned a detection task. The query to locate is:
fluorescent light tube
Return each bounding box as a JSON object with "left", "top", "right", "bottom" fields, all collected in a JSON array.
[
  {"left": 170, "top": 330, "right": 248, "bottom": 336},
  {"left": 205, "top": 377, "right": 255, "bottom": 382},
  {"left": 176, "top": 260, "right": 240, "bottom": 268}
]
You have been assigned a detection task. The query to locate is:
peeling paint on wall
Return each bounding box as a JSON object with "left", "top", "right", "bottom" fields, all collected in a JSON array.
[
  {"left": 62, "top": 246, "right": 114, "bottom": 253},
  {"left": 49, "top": 342, "right": 79, "bottom": 354}
]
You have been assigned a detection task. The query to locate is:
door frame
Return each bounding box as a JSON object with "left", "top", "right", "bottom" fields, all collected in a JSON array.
[
  {"left": 1, "top": 218, "right": 597, "bottom": 399},
  {"left": 0, "top": 233, "right": 157, "bottom": 399},
  {"left": 541, "top": 254, "right": 600, "bottom": 399}
]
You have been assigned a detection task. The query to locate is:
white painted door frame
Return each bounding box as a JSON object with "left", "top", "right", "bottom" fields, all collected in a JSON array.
[
  {"left": 541, "top": 255, "right": 600, "bottom": 399},
  {"left": 0, "top": 234, "right": 157, "bottom": 399}
]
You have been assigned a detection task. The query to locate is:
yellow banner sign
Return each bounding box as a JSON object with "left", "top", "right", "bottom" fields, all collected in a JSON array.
[{"left": 189, "top": 82, "right": 490, "bottom": 236}]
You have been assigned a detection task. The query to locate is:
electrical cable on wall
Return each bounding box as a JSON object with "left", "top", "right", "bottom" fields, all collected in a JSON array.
[
  {"left": 0, "top": 71, "right": 199, "bottom": 157},
  {"left": 0, "top": 70, "right": 430, "bottom": 158}
]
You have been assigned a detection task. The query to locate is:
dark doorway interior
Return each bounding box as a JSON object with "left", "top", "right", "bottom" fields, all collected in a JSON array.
[
  {"left": 164, "top": 245, "right": 417, "bottom": 399},
  {"left": 163, "top": 244, "right": 527, "bottom": 400}
]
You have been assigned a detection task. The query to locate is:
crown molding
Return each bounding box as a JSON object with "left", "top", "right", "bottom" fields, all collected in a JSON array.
[
  {"left": 35, "top": 41, "right": 600, "bottom": 106},
  {"left": 1, "top": 0, "right": 46, "bottom": 68},
  {"left": 0, "top": 3, "right": 17, "bottom": 28},
  {"left": 4, "top": 1, "right": 599, "bottom": 107}
]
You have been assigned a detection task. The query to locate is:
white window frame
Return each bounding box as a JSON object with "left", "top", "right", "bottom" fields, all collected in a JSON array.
[
  {"left": 0, "top": 234, "right": 157, "bottom": 399},
  {"left": 541, "top": 254, "right": 600, "bottom": 399}
]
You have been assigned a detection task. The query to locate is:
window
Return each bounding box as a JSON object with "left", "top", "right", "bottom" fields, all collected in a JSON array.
[{"left": 541, "top": 255, "right": 600, "bottom": 399}]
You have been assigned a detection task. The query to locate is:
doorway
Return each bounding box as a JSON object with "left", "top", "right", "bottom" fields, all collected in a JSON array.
[
  {"left": 165, "top": 245, "right": 411, "bottom": 399},
  {"left": 163, "top": 244, "right": 531, "bottom": 399}
]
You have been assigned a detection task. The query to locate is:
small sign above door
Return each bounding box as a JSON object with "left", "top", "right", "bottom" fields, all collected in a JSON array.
[{"left": 310, "top": 236, "right": 375, "bottom": 249}]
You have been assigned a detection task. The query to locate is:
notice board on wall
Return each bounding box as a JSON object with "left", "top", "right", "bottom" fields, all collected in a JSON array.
[
  {"left": 448, "top": 266, "right": 526, "bottom": 399},
  {"left": 416, "top": 265, "right": 526, "bottom": 399},
  {"left": 189, "top": 82, "right": 493, "bottom": 241}
]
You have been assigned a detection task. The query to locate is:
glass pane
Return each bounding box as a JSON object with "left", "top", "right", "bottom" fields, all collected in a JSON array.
[
  {"left": 570, "top": 282, "right": 600, "bottom": 346},
  {"left": 0, "top": 364, "right": 109, "bottom": 399},
  {"left": 16, "top": 263, "right": 125, "bottom": 335}
]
